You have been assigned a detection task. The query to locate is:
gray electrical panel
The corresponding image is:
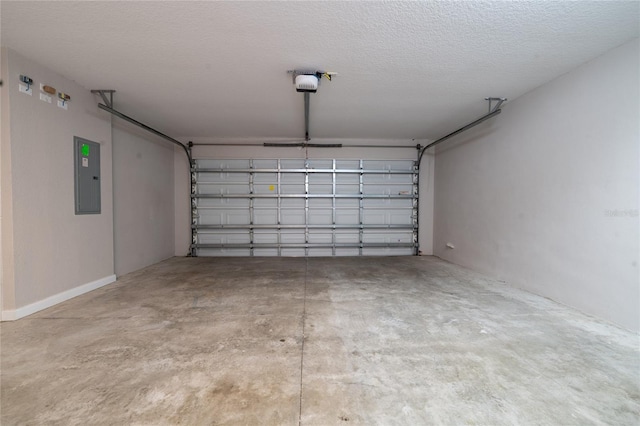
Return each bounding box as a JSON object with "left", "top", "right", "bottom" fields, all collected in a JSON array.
[{"left": 74, "top": 137, "right": 101, "bottom": 214}]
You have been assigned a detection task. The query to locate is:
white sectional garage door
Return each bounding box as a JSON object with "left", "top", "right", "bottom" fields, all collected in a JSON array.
[{"left": 192, "top": 159, "right": 418, "bottom": 256}]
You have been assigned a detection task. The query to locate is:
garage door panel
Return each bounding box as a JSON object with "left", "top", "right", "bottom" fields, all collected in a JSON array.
[
  {"left": 281, "top": 209, "right": 305, "bottom": 225},
  {"left": 363, "top": 160, "right": 410, "bottom": 169},
  {"left": 198, "top": 159, "right": 249, "bottom": 168},
  {"left": 197, "top": 209, "right": 251, "bottom": 225},
  {"left": 281, "top": 184, "right": 305, "bottom": 194},
  {"left": 254, "top": 183, "right": 278, "bottom": 194},
  {"left": 281, "top": 230, "right": 305, "bottom": 243},
  {"left": 253, "top": 209, "right": 277, "bottom": 225},
  {"left": 309, "top": 210, "right": 333, "bottom": 225},
  {"left": 307, "top": 248, "right": 334, "bottom": 257},
  {"left": 362, "top": 185, "right": 413, "bottom": 195},
  {"left": 363, "top": 209, "right": 413, "bottom": 224},
  {"left": 310, "top": 159, "right": 333, "bottom": 168},
  {"left": 253, "top": 199, "right": 277, "bottom": 208},
  {"left": 362, "top": 211, "right": 411, "bottom": 225},
  {"left": 192, "top": 158, "right": 418, "bottom": 256},
  {"left": 253, "top": 159, "right": 277, "bottom": 168},
  {"left": 362, "top": 230, "right": 414, "bottom": 243},
  {"left": 196, "top": 173, "right": 251, "bottom": 184},
  {"left": 336, "top": 199, "right": 359, "bottom": 208},
  {"left": 308, "top": 199, "right": 332, "bottom": 208},
  {"left": 364, "top": 175, "right": 413, "bottom": 187},
  {"left": 336, "top": 160, "right": 360, "bottom": 168},
  {"left": 336, "top": 174, "right": 359, "bottom": 184},
  {"left": 281, "top": 159, "right": 305, "bottom": 168},
  {"left": 281, "top": 172, "right": 304, "bottom": 183},
  {"left": 308, "top": 231, "right": 333, "bottom": 244},
  {"left": 308, "top": 184, "right": 333, "bottom": 194},
  {"left": 336, "top": 184, "right": 360, "bottom": 194},
  {"left": 253, "top": 230, "right": 278, "bottom": 243},
  {"left": 363, "top": 198, "right": 413, "bottom": 208},
  {"left": 199, "top": 230, "right": 250, "bottom": 244},
  {"left": 335, "top": 232, "right": 359, "bottom": 243},
  {"left": 281, "top": 199, "right": 304, "bottom": 208},
  {"left": 198, "top": 198, "right": 250, "bottom": 208},
  {"left": 309, "top": 173, "right": 333, "bottom": 184},
  {"left": 335, "top": 209, "right": 360, "bottom": 224}
]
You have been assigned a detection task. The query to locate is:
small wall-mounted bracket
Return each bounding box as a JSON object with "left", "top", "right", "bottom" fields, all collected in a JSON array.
[
  {"left": 91, "top": 89, "right": 116, "bottom": 108},
  {"left": 58, "top": 92, "right": 71, "bottom": 107},
  {"left": 287, "top": 69, "right": 338, "bottom": 84},
  {"left": 19, "top": 74, "right": 33, "bottom": 90},
  {"left": 19, "top": 75, "right": 33, "bottom": 95},
  {"left": 485, "top": 97, "right": 507, "bottom": 113},
  {"left": 288, "top": 69, "right": 319, "bottom": 84}
]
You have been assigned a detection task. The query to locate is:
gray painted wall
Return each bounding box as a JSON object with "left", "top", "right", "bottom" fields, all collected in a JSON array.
[
  {"left": 433, "top": 39, "right": 639, "bottom": 331},
  {"left": 113, "top": 122, "right": 175, "bottom": 276},
  {"left": 1, "top": 48, "right": 114, "bottom": 315}
]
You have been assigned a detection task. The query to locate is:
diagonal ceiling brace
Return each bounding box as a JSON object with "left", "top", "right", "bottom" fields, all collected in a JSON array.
[
  {"left": 485, "top": 97, "right": 507, "bottom": 113},
  {"left": 91, "top": 89, "right": 115, "bottom": 109}
]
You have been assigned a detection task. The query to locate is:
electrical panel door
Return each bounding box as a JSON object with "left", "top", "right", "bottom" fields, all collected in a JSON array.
[{"left": 74, "top": 137, "right": 101, "bottom": 214}]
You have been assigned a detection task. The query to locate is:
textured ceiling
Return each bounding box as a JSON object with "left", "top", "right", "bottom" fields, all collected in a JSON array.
[{"left": 1, "top": 1, "right": 638, "bottom": 141}]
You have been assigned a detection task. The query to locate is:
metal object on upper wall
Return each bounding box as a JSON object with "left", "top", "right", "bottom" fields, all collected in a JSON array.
[
  {"left": 91, "top": 89, "right": 115, "bottom": 108},
  {"left": 19, "top": 74, "right": 33, "bottom": 87},
  {"left": 485, "top": 97, "right": 507, "bottom": 113}
]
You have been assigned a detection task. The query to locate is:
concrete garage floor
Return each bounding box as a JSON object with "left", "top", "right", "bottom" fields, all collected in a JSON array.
[{"left": 1, "top": 257, "right": 638, "bottom": 425}]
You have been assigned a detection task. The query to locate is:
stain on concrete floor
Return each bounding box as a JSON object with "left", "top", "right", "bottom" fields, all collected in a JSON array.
[{"left": 1, "top": 256, "right": 638, "bottom": 425}]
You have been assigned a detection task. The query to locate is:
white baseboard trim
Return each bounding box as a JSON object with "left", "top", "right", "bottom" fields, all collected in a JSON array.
[{"left": 1, "top": 274, "right": 117, "bottom": 321}]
